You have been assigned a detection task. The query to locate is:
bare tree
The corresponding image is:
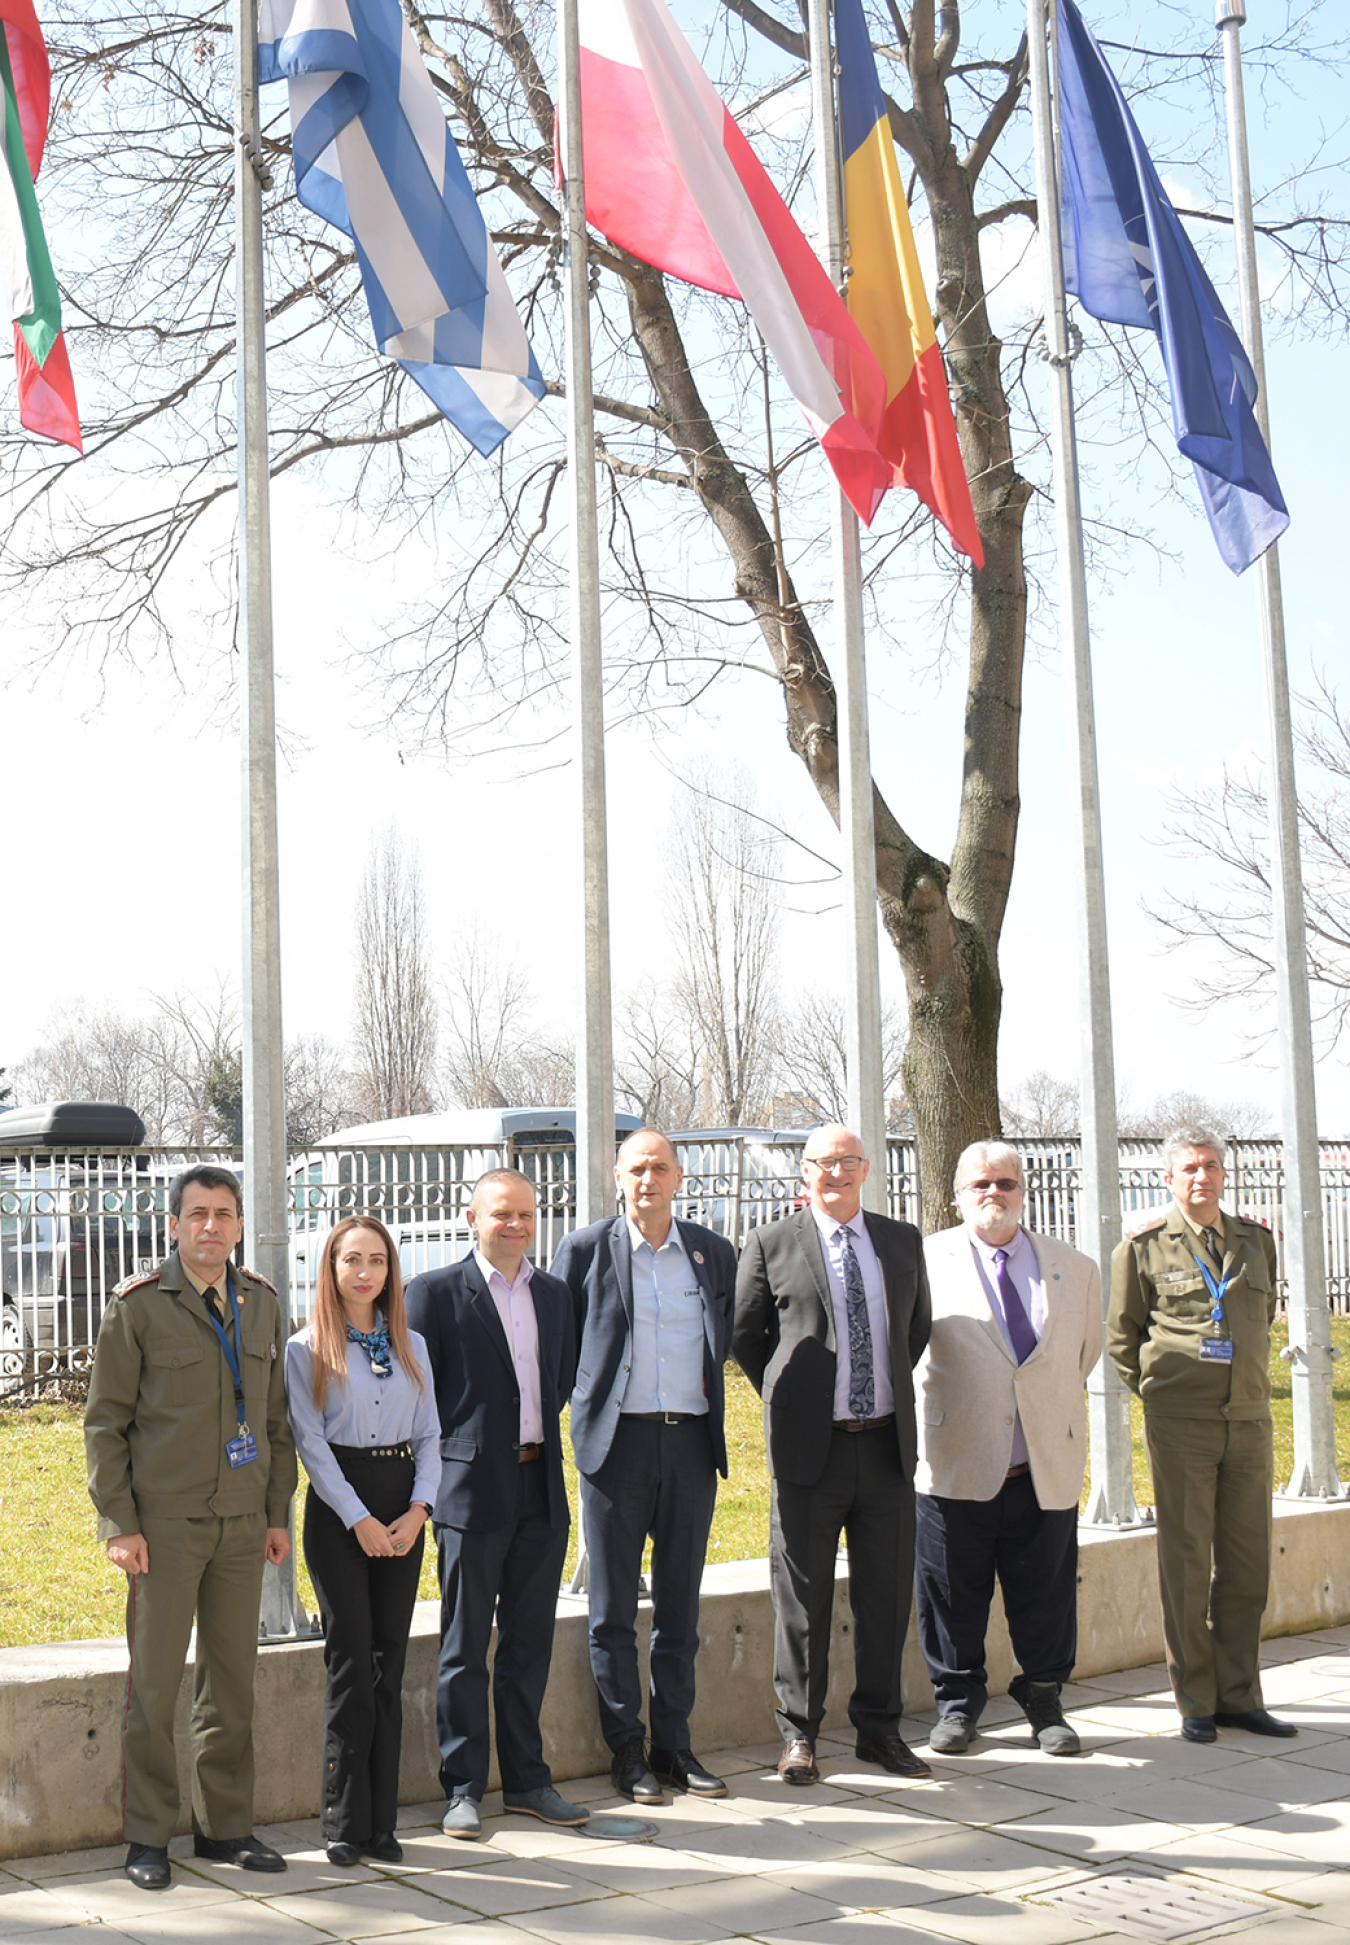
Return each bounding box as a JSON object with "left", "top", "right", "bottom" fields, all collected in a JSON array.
[
  {"left": 773, "top": 989, "right": 909, "bottom": 1130},
  {"left": 1122, "top": 1089, "right": 1269, "bottom": 1141},
  {"left": 439, "top": 931, "right": 574, "bottom": 1108},
  {"left": 1001, "top": 1069, "right": 1081, "bottom": 1138},
  {"left": 284, "top": 1036, "right": 358, "bottom": 1145},
  {"left": 614, "top": 981, "right": 700, "bottom": 1129},
  {"left": 353, "top": 831, "right": 438, "bottom": 1120},
  {"left": 667, "top": 766, "right": 782, "bottom": 1126}
]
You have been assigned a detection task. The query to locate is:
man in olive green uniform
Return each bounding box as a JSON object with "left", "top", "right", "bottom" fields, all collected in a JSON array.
[
  {"left": 85, "top": 1166, "right": 297, "bottom": 1889},
  {"left": 1109, "top": 1128, "right": 1293, "bottom": 1745}
]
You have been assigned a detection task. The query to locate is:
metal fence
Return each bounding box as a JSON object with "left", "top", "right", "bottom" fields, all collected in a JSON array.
[{"left": 5, "top": 1133, "right": 1350, "bottom": 1386}]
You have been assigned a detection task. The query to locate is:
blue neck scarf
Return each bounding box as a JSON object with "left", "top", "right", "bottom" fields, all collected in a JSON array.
[{"left": 346, "top": 1316, "right": 393, "bottom": 1378}]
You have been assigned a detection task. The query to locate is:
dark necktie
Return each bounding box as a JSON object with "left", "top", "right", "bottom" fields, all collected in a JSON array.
[
  {"left": 202, "top": 1284, "right": 223, "bottom": 1321},
  {"left": 1203, "top": 1226, "right": 1222, "bottom": 1267},
  {"left": 837, "top": 1228, "right": 876, "bottom": 1420},
  {"left": 992, "top": 1249, "right": 1037, "bottom": 1365}
]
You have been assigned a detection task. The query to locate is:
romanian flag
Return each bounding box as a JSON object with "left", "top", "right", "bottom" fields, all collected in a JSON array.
[
  {"left": 834, "top": 0, "right": 978, "bottom": 563},
  {"left": 0, "top": 0, "right": 80, "bottom": 450}
]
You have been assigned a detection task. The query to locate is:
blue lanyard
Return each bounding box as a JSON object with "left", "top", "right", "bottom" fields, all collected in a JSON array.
[
  {"left": 1195, "top": 1256, "right": 1230, "bottom": 1330},
  {"left": 203, "top": 1270, "right": 248, "bottom": 1430}
]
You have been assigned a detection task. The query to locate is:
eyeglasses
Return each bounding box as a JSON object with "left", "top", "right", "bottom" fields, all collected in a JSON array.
[
  {"left": 805, "top": 1156, "right": 865, "bottom": 1175},
  {"left": 963, "top": 1177, "right": 1021, "bottom": 1194}
]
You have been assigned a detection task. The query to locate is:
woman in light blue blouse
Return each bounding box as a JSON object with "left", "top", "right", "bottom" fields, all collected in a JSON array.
[{"left": 286, "top": 1215, "right": 440, "bottom": 1867}]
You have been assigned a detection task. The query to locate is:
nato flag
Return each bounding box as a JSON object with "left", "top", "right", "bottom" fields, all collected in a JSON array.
[{"left": 1056, "top": 0, "right": 1288, "bottom": 575}]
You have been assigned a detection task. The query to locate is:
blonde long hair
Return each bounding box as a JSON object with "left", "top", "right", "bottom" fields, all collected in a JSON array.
[{"left": 310, "top": 1216, "right": 426, "bottom": 1411}]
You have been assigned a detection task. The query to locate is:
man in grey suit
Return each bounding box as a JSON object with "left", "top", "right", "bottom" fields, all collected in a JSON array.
[
  {"left": 733, "top": 1124, "right": 931, "bottom": 1786},
  {"left": 551, "top": 1129, "right": 737, "bottom": 1805},
  {"left": 916, "top": 1141, "right": 1101, "bottom": 1758}
]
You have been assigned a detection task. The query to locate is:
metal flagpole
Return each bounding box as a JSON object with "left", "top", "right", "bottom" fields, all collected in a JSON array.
[
  {"left": 805, "top": 0, "right": 887, "bottom": 1211},
  {"left": 235, "top": 0, "right": 306, "bottom": 1634},
  {"left": 557, "top": 0, "right": 614, "bottom": 1233},
  {"left": 1027, "top": 0, "right": 1137, "bottom": 1524},
  {"left": 1215, "top": 0, "right": 1340, "bottom": 1498}
]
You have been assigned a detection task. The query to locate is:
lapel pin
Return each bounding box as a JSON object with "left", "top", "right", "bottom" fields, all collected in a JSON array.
[{"left": 693, "top": 1251, "right": 705, "bottom": 1265}]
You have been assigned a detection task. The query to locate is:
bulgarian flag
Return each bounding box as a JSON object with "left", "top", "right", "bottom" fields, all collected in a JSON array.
[
  {"left": 572, "top": 0, "right": 891, "bottom": 526},
  {"left": 1, "top": 0, "right": 80, "bottom": 450},
  {"left": 834, "top": 0, "right": 979, "bottom": 563}
]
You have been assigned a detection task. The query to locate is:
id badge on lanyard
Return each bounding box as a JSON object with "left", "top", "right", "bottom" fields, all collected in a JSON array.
[
  {"left": 206, "top": 1273, "right": 259, "bottom": 1465},
  {"left": 1196, "top": 1258, "right": 1234, "bottom": 1363}
]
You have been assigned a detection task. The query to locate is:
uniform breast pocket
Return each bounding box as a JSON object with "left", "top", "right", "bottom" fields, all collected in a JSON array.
[
  {"left": 242, "top": 1343, "right": 271, "bottom": 1413},
  {"left": 148, "top": 1343, "right": 207, "bottom": 1407}
]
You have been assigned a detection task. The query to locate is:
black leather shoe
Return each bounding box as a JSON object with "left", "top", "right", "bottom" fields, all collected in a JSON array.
[
  {"left": 125, "top": 1843, "right": 171, "bottom": 1891},
  {"left": 365, "top": 1833, "right": 403, "bottom": 1862},
  {"left": 1215, "top": 1708, "right": 1298, "bottom": 1737},
  {"left": 855, "top": 1734, "right": 932, "bottom": 1779},
  {"left": 192, "top": 1833, "right": 287, "bottom": 1872},
  {"left": 1181, "top": 1716, "right": 1218, "bottom": 1743},
  {"left": 326, "top": 1841, "right": 361, "bottom": 1866},
  {"left": 650, "top": 1748, "right": 728, "bottom": 1797},
  {"left": 611, "top": 1735, "right": 663, "bottom": 1803}
]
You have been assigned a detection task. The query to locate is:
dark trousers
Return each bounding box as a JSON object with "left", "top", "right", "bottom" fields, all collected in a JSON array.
[
  {"left": 581, "top": 1414, "right": 718, "bottom": 1752},
  {"left": 770, "top": 1422, "right": 915, "bottom": 1743},
  {"left": 1145, "top": 1414, "right": 1272, "bottom": 1719},
  {"left": 304, "top": 1452, "right": 424, "bottom": 1844},
  {"left": 914, "top": 1477, "right": 1078, "bottom": 1721},
  {"left": 434, "top": 1458, "right": 568, "bottom": 1800}
]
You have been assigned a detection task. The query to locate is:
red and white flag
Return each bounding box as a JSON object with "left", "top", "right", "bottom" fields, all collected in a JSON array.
[{"left": 570, "top": 0, "right": 890, "bottom": 525}]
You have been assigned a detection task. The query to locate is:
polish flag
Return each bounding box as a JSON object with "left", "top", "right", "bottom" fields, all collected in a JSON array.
[{"left": 571, "top": 0, "right": 890, "bottom": 526}]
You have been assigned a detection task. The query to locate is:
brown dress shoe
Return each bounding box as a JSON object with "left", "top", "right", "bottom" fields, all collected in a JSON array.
[
  {"left": 855, "top": 1734, "right": 932, "bottom": 1778},
  {"left": 777, "top": 1737, "right": 819, "bottom": 1786}
]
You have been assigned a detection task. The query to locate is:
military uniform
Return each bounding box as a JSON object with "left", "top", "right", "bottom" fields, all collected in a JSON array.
[
  {"left": 1108, "top": 1205, "right": 1279, "bottom": 1720},
  {"left": 85, "top": 1249, "right": 297, "bottom": 1847}
]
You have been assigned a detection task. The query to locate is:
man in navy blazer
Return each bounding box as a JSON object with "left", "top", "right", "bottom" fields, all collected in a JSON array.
[
  {"left": 551, "top": 1128, "right": 737, "bottom": 1804},
  {"left": 406, "top": 1169, "right": 585, "bottom": 1841}
]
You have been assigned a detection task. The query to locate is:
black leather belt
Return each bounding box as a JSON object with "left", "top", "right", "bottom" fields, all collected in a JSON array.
[
  {"left": 517, "top": 1442, "right": 544, "bottom": 1463},
  {"left": 332, "top": 1442, "right": 412, "bottom": 1462},
  {"left": 834, "top": 1414, "right": 896, "bottom": 1434},
  {"left": 623, "top": 1411, "right": 699, "bottom": 1424}
]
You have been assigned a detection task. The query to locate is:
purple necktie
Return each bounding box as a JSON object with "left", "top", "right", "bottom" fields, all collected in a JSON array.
[{"left": 993, "top": 1248, "right": 1037, "bottom": 1364}]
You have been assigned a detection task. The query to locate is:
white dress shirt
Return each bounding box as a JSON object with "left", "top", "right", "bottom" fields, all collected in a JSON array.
[
  {"left": 809, "top": 1206, "right": 895, "bottom": 1422},
  {"left": 475, "top": 1250, "right": 544, "bottom": 1445}
]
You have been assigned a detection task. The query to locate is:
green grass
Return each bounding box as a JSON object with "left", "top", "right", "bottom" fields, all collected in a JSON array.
[{"left": 5, "top": 1335, "right": 1347, "bottom": 1650}]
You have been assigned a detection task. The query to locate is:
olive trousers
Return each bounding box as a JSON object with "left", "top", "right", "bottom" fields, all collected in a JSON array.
[
  {"left": 1144, "top": 1414, "right": 1272, "bottom": 1720},
  {"left": 121, "top": 1510, "right": 268, "bottom": 1847}
]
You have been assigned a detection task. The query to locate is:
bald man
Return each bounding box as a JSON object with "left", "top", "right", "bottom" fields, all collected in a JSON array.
[
  {"left": 552, "top": 1130, "right": 737, "bottom": 1804},
  {"left": 734, "top": 1125, "right": 931, "bottom": 1786}
]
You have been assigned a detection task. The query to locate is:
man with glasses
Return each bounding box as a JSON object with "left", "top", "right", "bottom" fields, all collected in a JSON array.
[
  {"left": 1109, "top": 1127, "right": 1289, "bottom": 1745},
  {"left": 733, "top": 1125, "right": 931, "bottom": 1786},
  {"left": 915, "top": 1142, "right": 1101, "bottom": 1758}
]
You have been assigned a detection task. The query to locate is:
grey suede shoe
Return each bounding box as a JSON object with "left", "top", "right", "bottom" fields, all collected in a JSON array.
[
  {"left": 441, "top": 1796, "right": 483, "bottom": 1840},
  {"left": 501, "top": 1785, "right": 590, "bottom": 1826},
  {"left": 928, "top": 1714, "right": 976, "bottom": 1755}
]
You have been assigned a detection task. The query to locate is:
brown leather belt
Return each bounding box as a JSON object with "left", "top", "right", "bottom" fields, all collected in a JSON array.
[
  {"left": 834, "top": 1413, "right": 896, "bottom": 1434},
  {"left": 1006, "top": 1462, "right": 1031, "bottom": 1478},
  {"left": 517, "top": 1443, "right": 544, "bottom": 1464}
]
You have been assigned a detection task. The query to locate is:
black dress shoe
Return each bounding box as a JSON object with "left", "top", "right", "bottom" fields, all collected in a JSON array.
[
  {"left": 1215, "top": 1708, "right": 1298, "bottom": 1738},
  {"left": 125, "top": 1843, "right": 171, "bottom": 1890},
  {"left": 364, "top": 1833, "right": 403, "bottom": 1862},
  {"left": 650, "top": 1748, "right": 728, "bottom": 1797},
  {"left": 855, "top": 1734, "right": 932, "bottom": 1779},
  {"left": 326, "top": 1841, "right": 361, "bottom": 1866},
  {"left": 777, "top": 1737, "right": 819, "bottom": 1786},
  {"left": 1181, "top": 1716, "right": 1218, "bottom": 1743},
  {"left": 611, "top": 1735, "right": 663, "bottom": 1803},
  {"left": 192, "top": 1833, "right": 287, "bottom": 1872}
]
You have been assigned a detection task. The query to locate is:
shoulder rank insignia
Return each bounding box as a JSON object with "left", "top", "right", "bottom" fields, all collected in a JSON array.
[
  {"left": 1127, "top": 1212, "right": 1167, "bottom": 1238},
  {"left": 113, "top": 1269, "right": 161, "bottom": 1299},
  {"left": 238, "top": 1264, "right": 278, "bottom": 1297}
]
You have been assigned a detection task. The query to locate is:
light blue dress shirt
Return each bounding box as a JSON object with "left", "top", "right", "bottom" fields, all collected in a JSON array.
[
  {"left": 968, "top": 1225, "right": 1046, "bottom": 1469},
  {"left": 620, "top": 1217, "right": 709, "bottom": 1417},
  {"left": 285, "top": 1321, "right": 441, "bottom": 1530},
  {"left": 809, "top": 1206, "right": 895, "bottom": 1422}
]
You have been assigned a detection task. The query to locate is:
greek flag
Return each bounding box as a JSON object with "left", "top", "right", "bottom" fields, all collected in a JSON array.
[
  {"left": 259, "top": 0, "right": 545, "bottom": 455},
  {"left": 1056, "top": 0, "right": 1287, "bottom": 575}
]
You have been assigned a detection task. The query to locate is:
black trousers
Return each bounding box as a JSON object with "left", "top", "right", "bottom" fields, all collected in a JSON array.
[
  {"left": 770, "top": 1422, "right": 915, "bottom": 1743},
  {"left": 304, "top": 1451, "right": 424, "bottom": 1844},
  {"left": 581, "top": 1414, "right": 718, "bottom": 1752},
  {"left": 434, "top": 1458, "right": 568, "bottom": 1801},
  {"left": 914, "top": 1476, "right": 1078, "bottom": 1722}
]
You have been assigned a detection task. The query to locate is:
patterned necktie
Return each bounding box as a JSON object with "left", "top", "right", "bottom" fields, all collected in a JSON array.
[
  {"left": 993, "top": 1249, "right": 1037, "bottom": 1365},
  {"left": 838, "top": 1227, "right": 876, "bottom": 1419}
]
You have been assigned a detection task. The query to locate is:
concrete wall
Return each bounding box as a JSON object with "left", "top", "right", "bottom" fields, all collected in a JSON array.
[{"left": 4, "top": 1499, "right": 1348, "bottom": 1861}]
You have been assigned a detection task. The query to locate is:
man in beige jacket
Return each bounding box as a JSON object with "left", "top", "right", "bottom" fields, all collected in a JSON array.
[{"left": 915, "top": 1141, "right": 1101, "bottom": 1757}]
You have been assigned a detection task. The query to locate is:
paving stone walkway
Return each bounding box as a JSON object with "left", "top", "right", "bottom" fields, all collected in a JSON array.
[{"left": 5, "top": 1626, "right": 1350, "bottom": 1945}]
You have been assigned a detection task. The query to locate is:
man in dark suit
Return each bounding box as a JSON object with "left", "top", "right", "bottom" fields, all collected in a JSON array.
[
  {"left": 551, "top": 1128, "right": 737, "bottom": 1804},
  {"left": 406, "top": 1169, "right": 586, "bottom": 1840},
  {"left": 734, "top": 1123, "right": 932, "bottom": 1786}
]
